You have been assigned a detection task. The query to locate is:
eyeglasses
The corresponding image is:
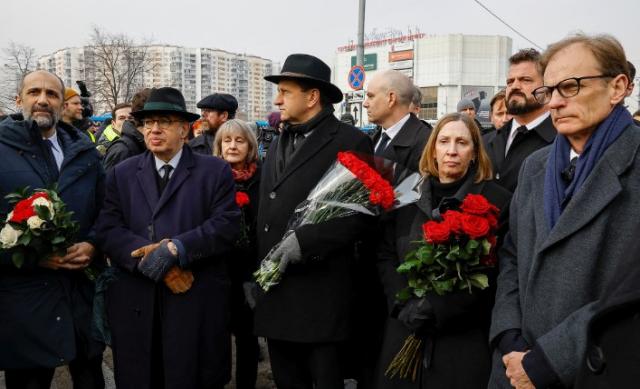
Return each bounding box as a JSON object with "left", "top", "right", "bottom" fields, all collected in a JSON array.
[
  {"left": 142, "top": 118, "right": 185, "bottom": 129},
  {"left": 532, "top": 75, "right": 613, "bottom": 105}
]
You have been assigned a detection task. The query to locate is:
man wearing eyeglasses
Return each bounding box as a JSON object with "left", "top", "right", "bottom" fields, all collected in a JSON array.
[
  {"left": 96, "top": 87, "right": 240, "bottom": 389},
  {"left": 490, "top": 34, "right": 638, "bottom": 389},
  {"left": 483, "top": 48, "right": 557, "bottom": 193}
]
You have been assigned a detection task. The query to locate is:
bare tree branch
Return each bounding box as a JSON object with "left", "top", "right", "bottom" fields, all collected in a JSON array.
[
  {"left": 0, "top": 42, "right": 37, "bottom": 113},
  {"left": 84, "top": 26, "right": 155, "bottom": 112}
]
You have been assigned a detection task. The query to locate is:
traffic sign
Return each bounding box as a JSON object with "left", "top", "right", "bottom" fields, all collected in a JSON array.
[{"left": 348, "top": 65, "right": 366, "bottom": 91}]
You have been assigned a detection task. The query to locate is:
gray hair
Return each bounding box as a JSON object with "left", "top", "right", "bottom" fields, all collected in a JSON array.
[
  {"left": 378, "top": 69, "right": 414, "bottom": 107},
  {"left": 411, "top": 86, "right": 422, "bottom": 107},
  {"left": 213, "top": 119, "right": 259, "bottom": 165}
]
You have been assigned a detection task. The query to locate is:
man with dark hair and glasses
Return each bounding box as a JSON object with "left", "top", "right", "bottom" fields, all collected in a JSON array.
[
  {"left": 483, "top": 48, "right": 557, "bottom": 192},
  {"left": 490, "top": 34, "right": 639, "bottom": 389},
  {"left": 96, "top": 87, "right": 239, "bottom": 389}
]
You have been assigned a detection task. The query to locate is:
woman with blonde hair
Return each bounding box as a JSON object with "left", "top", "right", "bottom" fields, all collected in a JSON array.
[
  {"left": 375, "top": 112, "right": 511, "bottom": 389},
  {"left": 213, "top": 119, "right": 260, "bottom": 389}
]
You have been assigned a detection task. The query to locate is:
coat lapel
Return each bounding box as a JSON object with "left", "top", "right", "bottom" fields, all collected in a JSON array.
[
  {"left": 136, "top": 152, "right": 160, "bottom": 213},
  {"left": 273, "top": 124, "right": 336, "bottom": 189},
  {"left": 491, "top": 121, "right": 510, "bottom": 171},
  {"left": 539, "top": 127, "right": 639, "bottom": 252}
]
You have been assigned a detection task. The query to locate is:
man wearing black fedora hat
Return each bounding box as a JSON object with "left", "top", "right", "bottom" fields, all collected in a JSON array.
[
  {"left": 253, "top": 53, "right": 373, "bottom": 389},
  {"left": 96, "top": 87, "right": 240, "bottom": 389},
  {"left": 189, "top": 93, "right": 238, "bottom": 155}
]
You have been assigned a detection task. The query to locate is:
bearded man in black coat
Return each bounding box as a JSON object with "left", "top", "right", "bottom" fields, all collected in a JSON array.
[{"left": 253, "top": 54, "right": 373, "bottom": 389}]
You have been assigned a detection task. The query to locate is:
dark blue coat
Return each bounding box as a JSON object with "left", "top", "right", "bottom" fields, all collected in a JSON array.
[
  {"left": 96, "top": 146, "right": 240, "bottom": 389},
  {"left": 0, "top": 115, "right": 105, "bottom": 368}
]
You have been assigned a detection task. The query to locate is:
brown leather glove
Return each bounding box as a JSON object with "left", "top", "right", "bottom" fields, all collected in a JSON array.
[
  {"left": 163, "top": 266, "right": 194, "bottom": 294},
  {"left": 130, "top": 239, "right": 168, "bottom": 260}
]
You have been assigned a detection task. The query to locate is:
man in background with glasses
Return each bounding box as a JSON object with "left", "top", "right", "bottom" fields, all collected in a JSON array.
[
  {"left": 483, "top": 48, "right": 557, "bottom": 193},
  {"left": 490, "top": 34, "right": 637, "bottom": 389},
  {"left": 96, "top": 87, "right": 240, "bottom": 389}
]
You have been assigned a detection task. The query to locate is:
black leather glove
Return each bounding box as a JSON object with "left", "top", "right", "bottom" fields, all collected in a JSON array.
[
  {"left": 135, "top": 240, "right": 178, "bottom": 282},
  {"left": 397, "top": 298, "right": 434, "bottom": 333}
]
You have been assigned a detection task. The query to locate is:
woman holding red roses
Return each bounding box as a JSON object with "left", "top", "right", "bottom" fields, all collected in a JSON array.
[
  {"left": 375, "top": 113, "right": 512, "bottom": 388},
  {"left": 213, "top": 119, "right": 261, "bottom": 389}
]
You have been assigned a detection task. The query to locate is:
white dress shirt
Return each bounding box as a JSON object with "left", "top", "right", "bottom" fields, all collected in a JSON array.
[
  {"left": 154, "top": 149, "right": 183, "bottom": 179},
  {"left": 43, "top": 131, "right": 64, "bottom": 169}
]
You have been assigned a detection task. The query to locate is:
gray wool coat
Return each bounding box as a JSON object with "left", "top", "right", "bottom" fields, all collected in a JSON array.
[{"left": 489, "top": 122, "right": 640, "bottom": 388}]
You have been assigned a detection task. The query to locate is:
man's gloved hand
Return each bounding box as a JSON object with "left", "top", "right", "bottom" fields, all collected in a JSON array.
[
  {"left": 273, "top": 232, "right": 302, "bottom": 274},
  {"left": 163, "top": 266, "right": 194, "bottom": 294},
  {"left": 132, "top": 239, "right": 178, "bottom": 282},
  {"left": 397, "top": 298, "right": 434, "bottom": 333},
  {"left": 243, "top": 281, "right": 258, "bottom": 309}
]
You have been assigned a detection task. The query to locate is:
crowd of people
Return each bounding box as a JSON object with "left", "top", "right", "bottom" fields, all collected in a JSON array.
[{"left": 0, "top": 31, "right": 640, "bottom": 389}]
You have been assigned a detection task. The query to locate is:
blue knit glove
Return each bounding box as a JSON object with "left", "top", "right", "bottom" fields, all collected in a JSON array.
[{"left": 134, "top": 240, "right": 178, "bottom": 282}]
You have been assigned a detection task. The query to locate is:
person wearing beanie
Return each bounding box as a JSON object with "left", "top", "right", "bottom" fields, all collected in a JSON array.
[{"left": 61, "top": 88, "right": 83, "bottom": 126}]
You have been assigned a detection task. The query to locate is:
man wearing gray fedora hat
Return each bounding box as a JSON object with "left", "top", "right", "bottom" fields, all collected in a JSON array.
[
  {"left": 96, "top": 87, "right": 240, "bottom": 389},
  {"left": 253, "top": 53, "right": 373, "bottom": 389}
]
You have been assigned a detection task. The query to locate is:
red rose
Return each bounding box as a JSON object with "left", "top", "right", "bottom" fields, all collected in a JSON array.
[
  {"left": 235, "top": 192, "right": 250, "bottom": 208},
  {"left": 10, "top": 198, "right": 37, "bottom": 223},
  {"left": 423, "top": 220, "right": 451, "bottom": 244},
  {"left": 461, "top": 214, "right": 490, "bottom": 239},
  {"left": 486, "top": 213, "right": 498, "bottom": 229},
  {"left": 461, "top": 194, "right": 497, "bottom": 216},
  {"left": 442, "top": 210, "right": 464, "bottom": 234}
]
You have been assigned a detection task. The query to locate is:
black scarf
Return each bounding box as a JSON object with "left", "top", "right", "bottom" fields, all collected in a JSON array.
[{"left": 276, "top": 106, "right": 335, "bottom": 175}]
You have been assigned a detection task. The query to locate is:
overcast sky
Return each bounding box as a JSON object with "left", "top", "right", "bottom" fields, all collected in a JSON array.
[{"left": 2, "top": 0, "right": 639, "bottom": 74}]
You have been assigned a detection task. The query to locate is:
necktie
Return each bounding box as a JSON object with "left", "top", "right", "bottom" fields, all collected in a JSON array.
[
  {"left": 159, "top": 165, "right": 173, "bottom": 193},
  {"left": 513, "top": 125, "right": 528, "bottom": 143},
  {"left": 375, "top": 132, "right": 391, "bottom": 156},
  {"left": 43, "top": 139, "right": 59, "bottom": 182},
  {"left": 562, "top": 156, "right": 579, "bottom": 182}
]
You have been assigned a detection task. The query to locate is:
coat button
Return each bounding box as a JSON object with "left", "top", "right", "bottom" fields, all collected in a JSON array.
[
  {"left": 496, "top": 173, "right": 500, "bottom": 180},
  {"left": 269, "top": 191, "right": 276, "bottom": 199},
  {"left": 56, "top": 316, "right": 61, "bottom": 322},
  {"left": 586, "top": 345, "right": 606, "bottom": 374},
  {"left": 264, "top": 224, "right": 270, "bottom": 232}
]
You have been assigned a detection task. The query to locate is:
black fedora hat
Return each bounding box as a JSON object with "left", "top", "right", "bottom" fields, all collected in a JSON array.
[
  {"left": 265, "top": 54, "right": 343, "bottom": 104},
  {"left": 131, "top": 87, "right": 200, "bottom": 122}
]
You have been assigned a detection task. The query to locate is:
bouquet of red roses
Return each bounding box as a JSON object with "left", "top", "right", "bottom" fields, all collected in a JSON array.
[
  {"left": 385, "top": 193, "right": 500, "bottom": 381},
  {"left": 0, "top": 187, "right": 79, "bottom": 270},
  {"left": 254, "top": 151, "right": 422, "bottom": 291}
]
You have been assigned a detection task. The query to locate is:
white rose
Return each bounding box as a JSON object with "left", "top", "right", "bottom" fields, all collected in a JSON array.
[
  {"left": 31, "top": 197, "right": 55, "bottom": 218},
  {"left": 27, "top": 216, "right": 45, "bottom": 230},
  {"left": 5, "top": 211, "right": 13, "bottom": 222},
  {"left": 0, "top": 224, "right": 23, "bottom": 248}
]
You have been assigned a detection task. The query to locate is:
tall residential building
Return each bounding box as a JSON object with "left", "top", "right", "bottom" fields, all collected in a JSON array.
[
  {"left": 333, "top": 33, "right": 512, "bottom": 126},
  {"left": 38, "top": 45, "right": 276, "bottom": 120}
]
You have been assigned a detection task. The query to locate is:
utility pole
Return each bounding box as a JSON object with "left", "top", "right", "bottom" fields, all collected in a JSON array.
[{"left": 356, "top": 0, "right": 366, "bottom": 66}]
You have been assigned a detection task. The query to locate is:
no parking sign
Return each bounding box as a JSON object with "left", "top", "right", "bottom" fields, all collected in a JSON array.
[{"left": 348, "top": 65, "right": 365, "bottom": 90}]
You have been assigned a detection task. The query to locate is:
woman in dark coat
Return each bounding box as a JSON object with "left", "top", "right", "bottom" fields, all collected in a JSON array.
[
  {"left": 375, "top": 112, "right": 511, "bottom": 389},
  {"left": 213, "top": 119, "right": 261, "bottom": 389}
]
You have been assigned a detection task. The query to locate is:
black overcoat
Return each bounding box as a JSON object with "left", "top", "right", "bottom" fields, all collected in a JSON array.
[
  {"left": 483, "top": 115, "right": 556, "bottom": 192},
  {"left": 96, "top": 147, "right": 240, "bottom": 389},
  {"left": 253, "top": 114, "right": 373, "bottom": 343},
  {"left": 375, "top": 177, "right": 511, "bottom": 389}
]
